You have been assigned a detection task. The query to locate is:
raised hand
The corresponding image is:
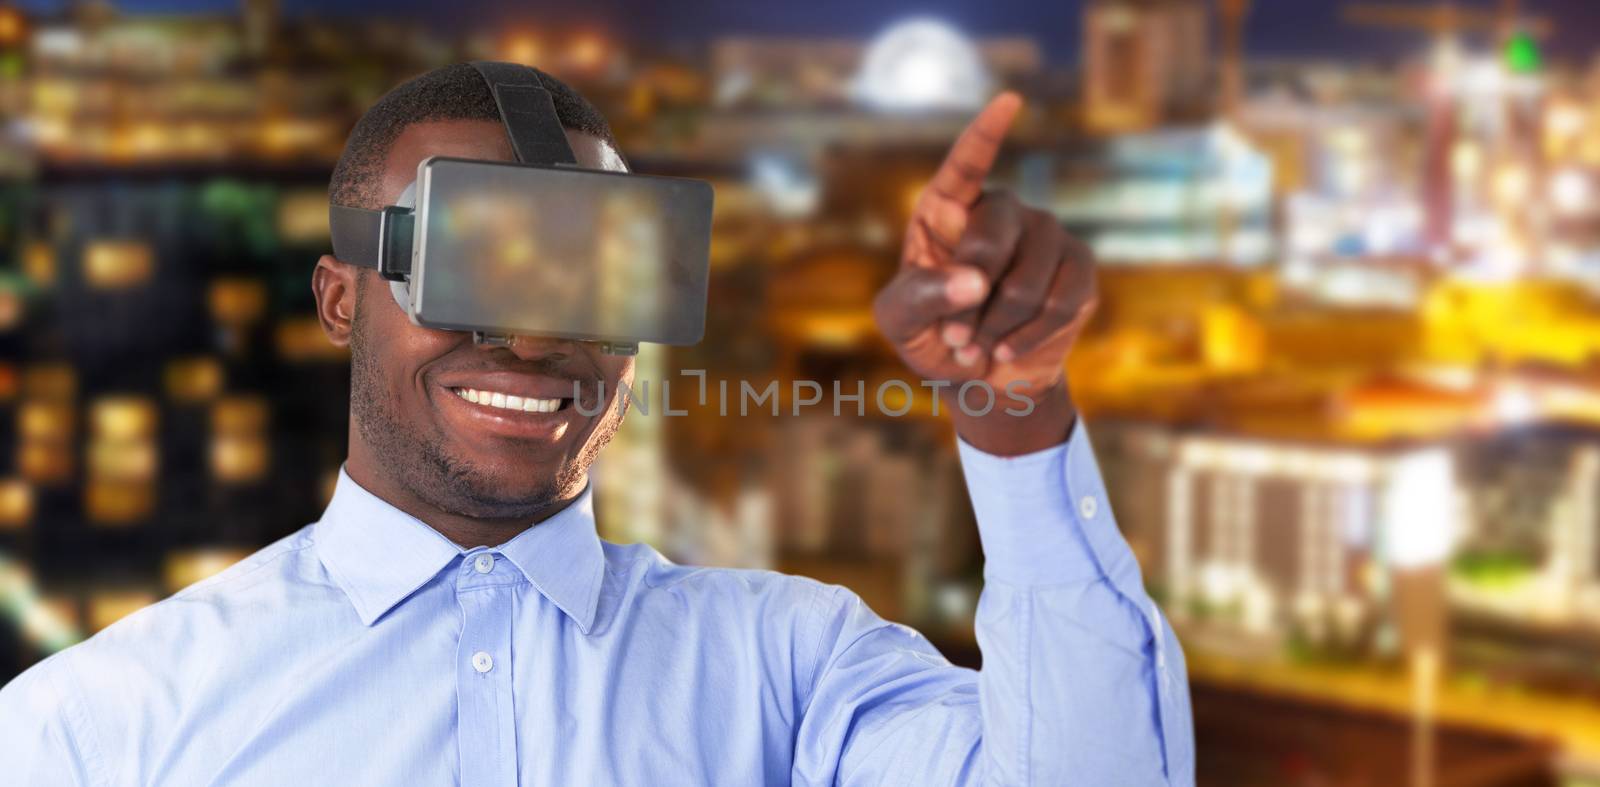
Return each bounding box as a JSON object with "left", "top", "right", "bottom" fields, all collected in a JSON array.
[{"left": 873, "top": 93, "right": 1098, "bottom": 456}]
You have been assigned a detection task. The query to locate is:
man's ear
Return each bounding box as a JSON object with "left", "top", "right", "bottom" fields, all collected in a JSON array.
[{"left": 312, "top": 255, "right": 359, "bottom": 348}]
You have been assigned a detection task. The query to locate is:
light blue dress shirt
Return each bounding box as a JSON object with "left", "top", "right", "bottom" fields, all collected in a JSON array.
[{"left": 0, "top": 425, "right": 1193, "bottom": 786}]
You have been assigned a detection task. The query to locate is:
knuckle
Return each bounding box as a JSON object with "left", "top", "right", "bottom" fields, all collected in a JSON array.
[
  {"left": 956, "top": 235, "right": 1004, "bottom": 266},
  {"left": 1044, "top": 295, "right": 1080, "bottom": 321},
  {"left": 1021, "top": 206, "right": 1056, "bottom": 232},
  {"left": 982, "top": 189, "right": 1021, "bottom": 212},
  {"left": 998, "top": 281, "right": 1037, "bottom": 311},
  {"left": 872, "top": 286, "right": 896, "bottom": 325}
]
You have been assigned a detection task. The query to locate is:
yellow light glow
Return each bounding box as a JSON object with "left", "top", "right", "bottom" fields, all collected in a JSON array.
[
  {"left": 210, "top": 434, "right": 269, "bottom": 483},
  {"left": 1548, "top": 103, "right": 1587, "bottom": 140},
  {"left": 208, "top": 278, "right": 267, "bottom": 325},
  {"left": 128, "top": 123, "right": 172, "bottom": 156},
  {"left": 163, "top": 549, "right": 250, "bottom": 592},
  {"left": 1494, "top": 164, "right": 1531, "bottom": 204},
  {"left": 19, "top": 400, "right": 72, "bottom": 441},
  {"left": 87, "top": 589, "right": 157, "bottom": 631},
  {"left": 84, "top": 479, "right": 155, "bottom": 525},
  {"left": 0, "top": 287, "right": 23, "bottom": 332},
  {"left": 88, "top": 440, "right": 158, "bottom": 482},
  {"left": 90, "top": 397, "right": 156, "bottom": 441},
  {"left": 505, "top": 35, "right": 543, "bottom": 65},
  {"left": 22, "top": 363, "right": 75, "bottom": 400},
  {"left": 0, "top": 479, "right": 33, "bottom": 529},
  {"left": 275, "top": 317, "right": 350, "bottom": 362},
  {"left": 0, "top": 8, "right": 23, "bottom": 45},
  {"left": 568, "top": 35, "right": 606, "bottom": 70},
  {"left": 211, "top": 396, "right": 268, "bottom": 434},
  {"left": 1450, "top": 142, "right": 1482, "bottom": 181},
  {"left": 83, "top": 240, "right": 154, "bottom": 289},
  {"left": 23, "top": 242, "right": 56, "bottom": 286},
  {"left": 164, "top": 356, "right": 224, "bottom": 403},
  {"left": 277, "top": 190, "right": 331, "bottom": 244},
  {"left": 17, "top": 441, "right": 72, "bottom": 484}
]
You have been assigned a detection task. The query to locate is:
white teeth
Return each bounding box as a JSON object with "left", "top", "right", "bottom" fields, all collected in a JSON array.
[{"left": 454, "top": 388, "right": 561, "bottom": 414}]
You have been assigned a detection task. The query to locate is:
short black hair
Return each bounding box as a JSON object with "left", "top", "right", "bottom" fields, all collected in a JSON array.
[{"left": 329, "top": 62, "right": 617, "bottom": 210}]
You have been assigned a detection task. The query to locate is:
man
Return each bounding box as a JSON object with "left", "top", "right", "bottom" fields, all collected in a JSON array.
[{"left": 0, "top": 63, "right": 1193, "bottom": 785}]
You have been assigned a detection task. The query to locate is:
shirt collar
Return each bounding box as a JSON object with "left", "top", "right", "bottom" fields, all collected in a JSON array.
[{"left": 313, "top": 467, "right": 605, "bottom": 633}]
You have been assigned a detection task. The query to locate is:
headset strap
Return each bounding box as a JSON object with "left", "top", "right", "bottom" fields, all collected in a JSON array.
[
  {"left": 329, "top": 61, "right": 576, "bottom": 271},
  {"left": 469, "top": 60, "right": 579, "bottom": 167}
]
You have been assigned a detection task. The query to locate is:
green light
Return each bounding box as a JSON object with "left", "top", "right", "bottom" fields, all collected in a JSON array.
[{"left": 1505, "top": 32, "right": 1542, "bottom": 74}]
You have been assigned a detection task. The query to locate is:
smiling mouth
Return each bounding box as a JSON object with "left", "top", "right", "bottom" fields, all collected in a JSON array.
[{"left": 451, "top": 387, "right": 573, "bottom": 414}]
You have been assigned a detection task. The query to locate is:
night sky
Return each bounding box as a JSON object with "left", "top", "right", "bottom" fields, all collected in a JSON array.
[{"left": 14, "top": 0, "right": 1600, "bottom": 65}]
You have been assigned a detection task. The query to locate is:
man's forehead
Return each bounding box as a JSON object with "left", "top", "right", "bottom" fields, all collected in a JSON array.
[{"left": 377, "top": 119, "right": 626, "bottom": 207}]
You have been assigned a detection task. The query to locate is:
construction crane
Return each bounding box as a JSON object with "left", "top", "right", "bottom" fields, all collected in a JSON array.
[
  {"left": 1342, "top": 1, "right": 1552, "bottom": 259},
  {"left": 1217, "top": 0, "right": 1253, "bottom": 118},
  {"left": 1344, "top": 0, "right": 1551, "bottom": 42}
]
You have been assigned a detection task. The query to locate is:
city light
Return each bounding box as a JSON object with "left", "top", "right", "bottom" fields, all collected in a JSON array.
[
  {"left": 1551, "top": 168, "right": 1593, "bottom": 215},
  {"left": 503, "top": 34, "right": 543, "bottom": 66},
  {"left": 2, "top": 0, "right": 1600, "bottom": 781},
  {"left": 852, "top": 18, "right": 990, "bottom": 111},
  {"left": 82, "top": 240, "right": 154, "bottom": 289},
  {"left": 1382, "top": 449, "right": 1456, "bottom": 569},
  {"left": 0, "top": 7, "right": 23, "bottom": 46}
]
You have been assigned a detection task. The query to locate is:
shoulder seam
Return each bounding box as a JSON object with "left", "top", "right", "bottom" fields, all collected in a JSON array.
[
  {"left": 798, "top": 583, "right": 842, "bottom": 715},
  {"left": 46, "top": 652, "right": 111, "bottom": 787}
]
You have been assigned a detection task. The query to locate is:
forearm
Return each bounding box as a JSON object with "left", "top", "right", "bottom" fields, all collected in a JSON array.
[{"left": 960, "top": 426, "right": 1195, "bottom": 785}]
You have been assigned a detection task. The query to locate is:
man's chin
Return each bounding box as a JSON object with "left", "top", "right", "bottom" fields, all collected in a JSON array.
[{"left": 429, "top": 451, "right": 580, "bottom": 516}]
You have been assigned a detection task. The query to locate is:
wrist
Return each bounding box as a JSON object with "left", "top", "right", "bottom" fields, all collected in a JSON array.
[{"left": 948, "top": 378, "right": 1077, "bottom": 457}]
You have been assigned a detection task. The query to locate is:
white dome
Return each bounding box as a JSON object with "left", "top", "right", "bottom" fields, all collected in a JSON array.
[{"left": 853, "top": 18, "right": 992, "bottom": 112}]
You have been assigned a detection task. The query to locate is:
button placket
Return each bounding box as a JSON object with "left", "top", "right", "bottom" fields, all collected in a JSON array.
[{"left": 455, "top": 562, "right": 518, "bottom": 786}]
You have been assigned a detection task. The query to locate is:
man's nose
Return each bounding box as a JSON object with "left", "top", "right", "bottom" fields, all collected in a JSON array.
[{"left": 478, "top": 333, "right": 578, "bottom": 363}]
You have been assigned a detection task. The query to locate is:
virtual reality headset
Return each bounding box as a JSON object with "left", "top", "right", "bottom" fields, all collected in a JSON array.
[{"left": 328, "top": 61, "right": 715, "bottom": 356}]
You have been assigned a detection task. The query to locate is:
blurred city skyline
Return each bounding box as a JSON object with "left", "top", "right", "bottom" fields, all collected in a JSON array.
[
  {"left": 10, "top": 0, "right": 1600, "bottom": 64},
  {"left": 6, "top": 0, "right": 1600, "bottom": 782}
]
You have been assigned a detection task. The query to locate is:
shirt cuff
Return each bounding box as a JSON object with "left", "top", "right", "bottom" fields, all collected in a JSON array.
[{"left": 956, "top": 421, "right": 1143, "bottom": 592}]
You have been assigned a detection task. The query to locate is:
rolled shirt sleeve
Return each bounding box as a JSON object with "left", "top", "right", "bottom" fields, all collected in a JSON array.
[{"left": 793, "top": 423, "right": 1194, "bottom": 786}]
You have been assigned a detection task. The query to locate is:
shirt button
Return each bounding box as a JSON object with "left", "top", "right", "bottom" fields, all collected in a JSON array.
[
  {"left": 1079, "top": 495, "right": 1099, "bottom": 520},
  {"left": 471, "top": 651, "right": 493, "bottom": 673},
  {"left": 473, "top": 553, "right": 494, "bottom": 574}
]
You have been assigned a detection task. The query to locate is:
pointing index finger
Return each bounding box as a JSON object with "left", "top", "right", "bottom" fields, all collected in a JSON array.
[{"left": 927, "top": 92, "right": 1023, "bottom": 209}]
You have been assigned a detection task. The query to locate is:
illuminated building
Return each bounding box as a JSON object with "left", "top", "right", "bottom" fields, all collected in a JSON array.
[
  {"left": 1082, "top": 0, "right": 1212, "bottom": 134},
  {"left": 1097, "top": 421, "right": 1458, "bottom": 658},
  {"left": 851, "top": 18, "right": 992, "bottom": 112},
  {"left": 709, "top": 28, "right": 1039, "bottom": 110},
  {"left": 1017, "top": 125, "right": 1275, "bottom": 265}
]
